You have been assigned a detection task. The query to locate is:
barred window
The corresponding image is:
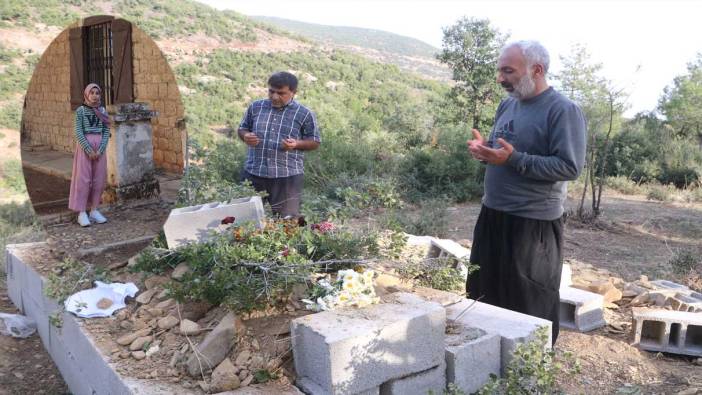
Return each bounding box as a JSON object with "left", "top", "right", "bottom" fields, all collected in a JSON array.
[
  {"left": 84, "top": 21, "right": 114, "bottom": 105},
  {"left": 70, "top": 16, "right": 133, "bottom": 110}
]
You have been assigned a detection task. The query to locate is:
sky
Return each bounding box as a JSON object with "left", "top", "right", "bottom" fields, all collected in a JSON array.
[{"left": 200, "top": 0, "right": 702, "bottom": 117}]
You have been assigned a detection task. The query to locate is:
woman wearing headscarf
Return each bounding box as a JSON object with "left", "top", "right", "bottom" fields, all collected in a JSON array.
[{"left": 68, "top": 83, "right": 111, "bottom": 227}]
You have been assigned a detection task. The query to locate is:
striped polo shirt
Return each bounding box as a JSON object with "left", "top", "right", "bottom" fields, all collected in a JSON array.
[
  {"left": 239, "top": 99, "right": 320, "bottom": 178},
  {"left": 74, "top": 105, "right": 110, "bottom": 155}
]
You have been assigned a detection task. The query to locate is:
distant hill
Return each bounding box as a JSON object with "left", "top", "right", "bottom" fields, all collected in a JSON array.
[
  {"left": 252, "top": 16, "right": 449, "bottom": 80},
  {"left": 252, "top": 16, "right": 438, "bottom": 58}
]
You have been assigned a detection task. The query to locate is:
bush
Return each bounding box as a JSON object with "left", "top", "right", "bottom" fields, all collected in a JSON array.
[
  {"left": 668, "top": 248, "right": 700, "bottom": 275},
  {"left": 381, "top": 197, "right": 452, "bottom": 238},
  {"left": 399, "top": 126, "right": 484, "bottom": 203},
  {"left": 605, "top": 176, "right": 645, "bottom": 195},
  {"left": 396, "top": 258, "right": 469, "bottom": 292},
  {"left": 149, "top": 220, "right": 379, "bottom": 313},
  {"left": 478, "top": 326, "right": 580, "bottom": 394},
  {"left": 646, "top": 183, "right": 674, "bottom": 201}
]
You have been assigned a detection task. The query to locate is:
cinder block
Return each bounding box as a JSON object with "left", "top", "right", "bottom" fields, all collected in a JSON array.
[
  {"left": 445, "top": 327, "right": 500, "bottom": 394},
  {"left": 633, "top": 308, "right": 702, "bottom": 357},
  {"left": 428, "top": 238, "right": 472, "bottom": 279},
  {"left": 291, "top": 293, "right": 445, "bottom": 395},
  {"left": 429, "top": 238, "right": 470, "bottom": 260},
  {"left": 446, "top": 299, "right": 551, "bottom": 374},
  {"left": 561, "top": 263, "right": 572, "bottom": 288},
  {"left": 379, "top": 361, "right": 446, "bottom": 395},
  {"left": 559, "top": 286, "right": 605, "bottom": 332},
  {"left": 164, "top": 196, "right": 265, "bottom": 249}
]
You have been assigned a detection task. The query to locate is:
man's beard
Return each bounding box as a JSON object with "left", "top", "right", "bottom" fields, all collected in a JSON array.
[{"left": 505, "top": 73, "right": 536, "bottom": 100}]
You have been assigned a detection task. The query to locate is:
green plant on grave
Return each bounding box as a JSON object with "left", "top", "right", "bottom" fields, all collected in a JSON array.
[
  {"left": 396, "top": 257, "right": 475, "bottom": 292},
  {"left": 44, "top": 258, "right": 111, "bottom": 304},
  {"left": 477, "top": 326, "right": 580, "bottom": 394},
  {"left": 48, "top": 311, "right": 63, "bottom": 329},
  {"left": 155, "top": 220, "right": 379, "bottom": 314},
  {"left": 253, "top": 369, "right": 277, "bottom": 384}
]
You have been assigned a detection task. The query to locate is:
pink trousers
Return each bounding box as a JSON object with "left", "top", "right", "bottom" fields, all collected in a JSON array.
[{"left": 68, "top": 134, "right": 107, "bottom": 212}]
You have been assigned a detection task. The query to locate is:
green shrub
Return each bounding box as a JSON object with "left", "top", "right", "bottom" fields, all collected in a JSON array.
[
  {"left": 605, "top": 176, "right": 645, "bottom": 195},
  {"left": 668, "top": 248, "right": 700, "bottom": 275},
  {"left": 396, "top": 258, "right": 468, "bottom": 292},
  {"left": 150, "top": 221, "right": 379, "bottom": 313},
  {"left": 646, "top": 183, "right": 673, "bottom": 201},
  {"left": 381, "top": 197, "right": 452, "bottom": 238},
  {"left": 0, "top": 159, "right": 26, "bottom": 193},
  {"left": 478, "top": 326, "right": 580, "bottom": 394}
]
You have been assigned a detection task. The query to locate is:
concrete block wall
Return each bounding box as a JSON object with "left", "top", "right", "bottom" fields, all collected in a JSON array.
[
  {"left": 446, "top": 299, "right": 552, "bottom": 374},
  {"left": 291, "top": 293, "right": 445, "bottom": 395},
  {"left": 379, "top": 361, "right": 446, "bottom": 395},
  {"left": 632, "top": 308, "right": 702, "bottom": 357},
  {"left": 5, "top": 243, "right": 188, "bottom": 395},
  {"left": 164, "top": 196, "right": 265, "bottom": 248},
  {"left": 445, "top": 328, "right": 500, "bottom": 394}
]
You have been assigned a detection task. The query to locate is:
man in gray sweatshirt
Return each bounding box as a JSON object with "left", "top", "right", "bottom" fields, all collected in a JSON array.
[{"left": 466, "top": 41, "right": 587, "bottom": 344}]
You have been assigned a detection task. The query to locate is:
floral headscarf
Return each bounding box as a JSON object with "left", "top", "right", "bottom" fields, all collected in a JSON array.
[{"left": 83, "top": 83, "right": 110, "bottom": 127}]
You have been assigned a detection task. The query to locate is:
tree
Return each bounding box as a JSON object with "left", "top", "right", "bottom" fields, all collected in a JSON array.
[
  {"left": 658, "top": 52, "right": 702, "bottom": 149},
  {"left": 437, "top": 17, "right": 507, "bottom": 130},
  {"left": 554, "top": 44, "right": 628, "bottom": 219}
]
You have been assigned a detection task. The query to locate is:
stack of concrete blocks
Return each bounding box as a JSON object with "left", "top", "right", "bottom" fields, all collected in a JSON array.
[
  {"left": 558, "top": 263, "right": 606, "bottom": 332},
  {"left": 5, "top": 243, "right": 184, "bottom": 394},
  {"left": 291, "top": 293, "right": 446, "bottom": 395},
  {"left": 164, "top": 196, "right": 265, "bottom": 249},
  {"left": 446, "top": 299, "right": 552, "bottom": 375},
  {"left": 445, "top": 325, "right": 501, "bottom": 394},
  {"left": 632, "top": 308, "right": 702, "bottom": 357}
]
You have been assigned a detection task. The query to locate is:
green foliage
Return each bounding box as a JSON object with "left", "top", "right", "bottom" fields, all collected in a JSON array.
[
  {"left": 668, "top": 248, "right": 700, "bottom": 275},
  {"left": 399, "top": 126, "right": 484, "bottom": 203},
  {"left": 152, "top": 221, "right": 378, "bottom": 313},
  {"left": 437, "top": 17, "right": 506, "bottom": 129},
  {"left": 253, "top": 369, "right": 277, "bottom": 384},
  {"left": 396, "top": 257, "right": 473, "bottom": 292},
  {"left": 646, "top": 183, "right": 674, "bottom": 201},
  {"left": 0, "top": 159, "right": 26, "bottom": 193},
  {"left": 0, "top": 201, "right": 37, "bottom": 267},
  {"left": 381, "top": 197, "right": 452, "bottom": 238},
  {"left": 44, "top": 258, "right": 111, "bottom": 304},
  {"left": 177, "top": 140, "right": 265, "bottom": 207},
  {"left": 0, "top": 63, "right": 32, "bottom": 100},
  {"left": 659, "top": 52, "right": 702, "bottom": 142},
  {"left": 0, "top": 101, "right": 22, "bottom": 129},
  {"left": 478, "top": 326, "right": 580, "bottom": 394}
]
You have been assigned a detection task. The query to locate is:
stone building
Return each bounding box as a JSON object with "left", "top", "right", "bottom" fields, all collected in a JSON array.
[{"left": 20, "top": 15, "right": 186, "bottom": 175}]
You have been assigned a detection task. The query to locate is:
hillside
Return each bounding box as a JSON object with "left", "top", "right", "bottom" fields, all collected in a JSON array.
[{"left": 253, "top": 15, "right": 450, "bottom": 80}]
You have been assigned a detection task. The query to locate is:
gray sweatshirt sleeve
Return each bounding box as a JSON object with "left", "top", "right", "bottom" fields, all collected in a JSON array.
[{"left": 505, "top": 103, "right": 587, "bottom": 181}]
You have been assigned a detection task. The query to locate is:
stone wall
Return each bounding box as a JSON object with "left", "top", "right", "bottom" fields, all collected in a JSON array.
[{"left": 20, "top": 19, "right": 185, "bottom": 173}]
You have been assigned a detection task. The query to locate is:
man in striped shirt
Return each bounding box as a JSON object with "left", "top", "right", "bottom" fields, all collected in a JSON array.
[{"left": 238, "top": 71, "right": 321, "bottom": 217}]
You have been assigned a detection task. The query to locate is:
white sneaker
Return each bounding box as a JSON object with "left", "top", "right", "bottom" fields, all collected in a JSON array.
[
  {"left": 77, "top": 211, "right": 91, "bottom": 227},
  {"left": 89, "top": 209, "right": 107, "bottom": 224}
]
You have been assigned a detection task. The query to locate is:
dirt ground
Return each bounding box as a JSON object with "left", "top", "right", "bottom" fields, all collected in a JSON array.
[
  {"left": 445, "top": 193, "right": 702, "bottom": 394},
  {"left": 22, "top": 167, "right": 71, "bottom": 215},
  {"left": 1, "top": 191, "right": 701, "bottom": 394}
]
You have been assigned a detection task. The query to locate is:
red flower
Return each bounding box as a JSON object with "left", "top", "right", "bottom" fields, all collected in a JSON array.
[
  {"left": 221, "top": 216, "right": 236, "bottom": 225},
  {"left": 311, "top": 221, "right": 334, "bottom": 233}
]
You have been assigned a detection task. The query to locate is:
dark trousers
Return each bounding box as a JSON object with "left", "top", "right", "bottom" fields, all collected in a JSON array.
[
  {"left": 467, "top": 205, "right": 564, "bottom": 344},
  {"left": 242, "top": 171, "right": 304, "bottom": 218}
]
